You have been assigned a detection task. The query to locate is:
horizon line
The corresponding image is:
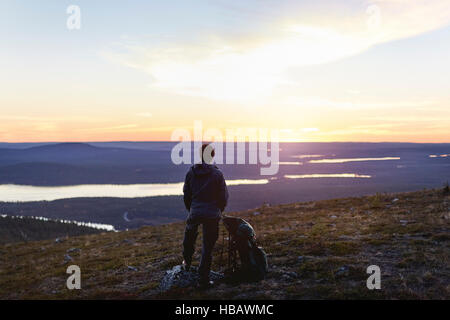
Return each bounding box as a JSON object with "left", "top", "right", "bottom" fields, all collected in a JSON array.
[{"left": 1, "top": 140, "right": 450, "bottom": 144}]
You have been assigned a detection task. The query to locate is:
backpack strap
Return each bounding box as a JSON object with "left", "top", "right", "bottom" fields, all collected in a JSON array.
[{"left": 227, "top": 231, "right": 237, "bottom": 272}]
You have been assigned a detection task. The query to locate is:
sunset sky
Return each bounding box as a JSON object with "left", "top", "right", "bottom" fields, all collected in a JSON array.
[{"left": 1, "top": 0, "right": 450, "bottom": 142}]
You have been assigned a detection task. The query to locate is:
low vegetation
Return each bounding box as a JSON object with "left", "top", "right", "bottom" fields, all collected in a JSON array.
[{"left": 0, "top": 188, "right": 448, "bottom": 299}]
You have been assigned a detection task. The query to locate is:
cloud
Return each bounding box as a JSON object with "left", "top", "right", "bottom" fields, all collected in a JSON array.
[
  {"left": 81, "top": 124, "right": 139, "bottom": 132},
  {"left": 104, "top": 0, "right": 450, "bottom": 102},
  {"left": 302, "top": 128, "right": 319, "bottom": 133},
  {"left": 281, "top": 96, "right": 435, "bottom": 110},
  {"left": 135, "top": 112, "right": 153, "bottom": 118}
]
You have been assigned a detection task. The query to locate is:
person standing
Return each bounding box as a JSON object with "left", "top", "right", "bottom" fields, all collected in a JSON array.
[{"left": 182, "top": 143, "right": 229, "bottom": 288}]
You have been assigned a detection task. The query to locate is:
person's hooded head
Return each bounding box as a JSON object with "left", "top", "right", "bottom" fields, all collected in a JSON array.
[
  {"left": 200, "top": 143, "right": 215, "bottom": 164},
  {"left": 192, "top": 143, "right": 216, "bottom": 176}
]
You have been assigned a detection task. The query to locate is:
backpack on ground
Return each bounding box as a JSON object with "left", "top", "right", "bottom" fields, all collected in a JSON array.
[
  {"left": 248, "top": 243, "right": 268, "bottom": 280},
  {"left": 221, "top": 216, "right": 268, "bottom": 282}
]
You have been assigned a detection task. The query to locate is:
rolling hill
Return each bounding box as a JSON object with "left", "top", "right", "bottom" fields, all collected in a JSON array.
[{"left": 0, "top": 142, "right": 188, "bottom": 185}]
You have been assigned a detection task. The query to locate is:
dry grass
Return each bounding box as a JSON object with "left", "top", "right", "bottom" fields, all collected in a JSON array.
[{"left": 0, "top": 188, "right": 449, "bottom": 299}]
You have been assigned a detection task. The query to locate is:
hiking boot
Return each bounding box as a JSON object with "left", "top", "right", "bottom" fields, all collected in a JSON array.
[{"left": 182, "top": 260, "right": 191, "bottom": 272}]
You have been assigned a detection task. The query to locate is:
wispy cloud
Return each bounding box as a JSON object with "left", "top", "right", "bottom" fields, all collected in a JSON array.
[
  {"left": 281, "top": 96, "right": 435, "bottom": 110},
  {"left": 135, "top": 112, "right": 153, "bottom": 118},
  {"left": 81, "top": 124, "right": 139, "bottom": 132},
  {"left": 103, "top": 0, "right": 450, "bottom": 102},
  {"left": 302, "top": 128, "right": 319, "bottom": 133}
]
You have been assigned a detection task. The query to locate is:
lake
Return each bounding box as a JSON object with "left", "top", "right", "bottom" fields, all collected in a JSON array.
[
  {"left": 0, "top": 142, "right": 449, "bottom": 206},
  {"left": 0, "top": 179, "right": 269, "bottom": 202}
]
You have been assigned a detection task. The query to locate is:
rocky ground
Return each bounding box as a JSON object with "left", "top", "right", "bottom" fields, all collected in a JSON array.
[{"left": 0, "top": 188, "right": 449, "bottom": 299}]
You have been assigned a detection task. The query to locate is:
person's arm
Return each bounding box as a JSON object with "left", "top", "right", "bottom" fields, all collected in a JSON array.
[
  {"left": 217, "top": 171, "right": 229, "bottom": 212},
  {"left": 183, "top": 170, "right": 192, "bottom": 211}
]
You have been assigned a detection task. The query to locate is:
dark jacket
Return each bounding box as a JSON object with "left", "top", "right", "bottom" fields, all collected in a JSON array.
[{"left": 183, "top": 163, "right": 229, "bottom": 218}]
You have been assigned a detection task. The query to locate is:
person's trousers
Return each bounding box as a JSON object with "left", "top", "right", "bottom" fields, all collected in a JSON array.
[{"left": 183, "top": 215, "right": 220, "bottom": 280}]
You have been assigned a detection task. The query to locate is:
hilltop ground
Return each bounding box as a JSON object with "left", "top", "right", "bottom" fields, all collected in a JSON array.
[{"left": 0, "top": 188, "right": 449, "bottom": 299}]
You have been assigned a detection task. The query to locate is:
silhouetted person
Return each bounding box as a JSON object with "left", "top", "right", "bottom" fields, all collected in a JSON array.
[{"left": 182, "top": 143, "right": 229, "bottom": 288}]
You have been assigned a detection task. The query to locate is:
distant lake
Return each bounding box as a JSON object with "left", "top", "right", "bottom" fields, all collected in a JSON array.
[
  {"left": 1, "top": 142, "right": 449, "bottom": 230},
  {"left": 0, "top": 142, "right": 449, "bottom": 206},
  {"left": 0, "top": 179, "right": 269, "bottom": 202}
]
